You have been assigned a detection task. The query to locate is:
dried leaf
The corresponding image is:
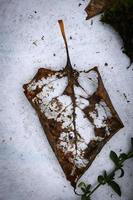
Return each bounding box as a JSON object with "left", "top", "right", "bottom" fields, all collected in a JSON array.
[
  {"left": 85, "top": 0, "right": 116, "bottom": 20},
  {"left": 23, "top": 20, "right": 123, "bottom": 187}
]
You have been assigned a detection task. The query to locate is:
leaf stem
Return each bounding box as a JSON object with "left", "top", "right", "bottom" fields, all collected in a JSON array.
[{"left": 87, "top": 183, "right": 101, "bottom": 197}]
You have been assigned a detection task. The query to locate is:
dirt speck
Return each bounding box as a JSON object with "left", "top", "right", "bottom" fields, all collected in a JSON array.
[
  {"left": 123, "top": 93, "right": 130, "bottom": 103},
  {"left": 110, "top": 194, "right": 114, "bottom": 198},
  {"left": 33, "top": 41, "right": 37, "bottom": 46},
  {"left": 41, "top": 36, "right": 44, "bottom": 40}
]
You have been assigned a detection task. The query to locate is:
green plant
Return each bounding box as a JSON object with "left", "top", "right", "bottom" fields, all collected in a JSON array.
[
  {"left": 101, "top": 0, "right": 133, "bottom": 67},
  {"left": 76, "top": 138, "right": 133, "bottom": 200}
]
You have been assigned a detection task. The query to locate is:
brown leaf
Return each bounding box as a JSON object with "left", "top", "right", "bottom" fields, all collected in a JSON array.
[
  {"left": 85, "top": 0, "right": 116, "bottom": 20},
  {"left": 23, "top": 20, "right": 124, "bottom": 188}
]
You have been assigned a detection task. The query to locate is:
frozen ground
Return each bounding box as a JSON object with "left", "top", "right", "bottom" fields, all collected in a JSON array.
[{"left": 0, "top": 0, "right": 133, "bottom": 200}]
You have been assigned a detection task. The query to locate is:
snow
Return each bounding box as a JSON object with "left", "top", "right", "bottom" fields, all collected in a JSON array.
[
  {"left": 75, "top": 107, "right": 95, "bottom": 143},
  {"left": 78, "top": 71, "right": 98, "bottom": 96},
  {"left": 0, "top": 0, "right": 133, "bottom": 200},
  {"left": 74, "top": 85, "right": 88, "bottom": 98},
  {"left": 89, "top": 101, "right": 112, "bottom": 131}
]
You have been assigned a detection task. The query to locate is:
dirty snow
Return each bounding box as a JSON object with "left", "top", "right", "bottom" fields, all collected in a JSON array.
[{"left": 0, "top": 0, "right": 133, "bottom": 200}]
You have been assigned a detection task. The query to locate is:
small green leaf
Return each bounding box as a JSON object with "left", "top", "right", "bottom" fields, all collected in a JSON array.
[
  {"left": 118, "top": 168, "right": 124, "bottom": 178},
  {"left": 103, "top": 170, "right": 108, "bottom": 179},
  {"left": 103, "top": 170, "right": 114, "bottom": 183},
  {"left": 81, "top": 187, "right": 87, "bottom": 193},
  {"left": 103, "top": 170, "right": 112, "bottom": 183},
  {"left": 98, "top": 175, "right": 105, "bottom": 184},
  {"left": 81, "top": 195, "right": 86, "bottom": 200},
  {"left": 78, "top": 182, "right": 86, "bottom": 188},
  {"left": 110, "top": 151, "right": 119, "bottom": 166},
  {"left": 119, "top": 153, "right": 127, "bottom": 161},
  {"left": 109, "top": 181, "right": 121, "bottom": 196},
  {"left": 127, "top": 151, "right": 133, "bottom": 158},
  {"left": 81, "top": 195, "right": 89, "bottom": 200},
  {"left": 78, "top": 182, "right": 87, "bottom": 193},
  {"left": 108, "top": 172, "right": 115, "bottom": 181},
  {"left": 86, "top": 184, "right": 91, "bottom": 192}
]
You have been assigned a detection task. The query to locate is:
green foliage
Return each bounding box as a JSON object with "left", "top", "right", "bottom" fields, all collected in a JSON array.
[
  {"left": 108, "top": 181, "right": 121, "bottom": 196},
  {"left": 78, "top": 182, "right": 92, "bottom": 199},
  {"left": 101, "top": 0, "right": 133, "bottom": 66},
  {"left": 127, "top": 151, "right": 133, "bottom": 158},
  {"left": 78, "top": 182, "right": 87, "bottom": 193},
  {"left": 97, "top": 175, "right": 105, "bottom": 185},
  {"left": 110, "top": 151, "right": 119, "bottom": 166},
  {"left": 77, "top": 138, "right": 133, "bottom": 200},
  {"left": 118, "top": 168, "right": 124, "bottom": 178},
  {"left": 81, "top": 195, "right": 89, "bottom": 200},
  {"left": 119, "top": 153, "right": 127, "bottom": 160}
]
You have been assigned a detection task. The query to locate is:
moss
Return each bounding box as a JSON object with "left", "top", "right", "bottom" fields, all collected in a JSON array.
[{"left": 101, "top": 0, "right": 133, "bottom": 66}]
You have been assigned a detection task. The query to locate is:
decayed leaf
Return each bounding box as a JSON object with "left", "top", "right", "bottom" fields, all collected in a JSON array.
[
  {"left": 85, "top": 0, "right": 116, "bottom": 20},
  {"left": 23, "top": 20, "right": 123, "bottom": 188}
]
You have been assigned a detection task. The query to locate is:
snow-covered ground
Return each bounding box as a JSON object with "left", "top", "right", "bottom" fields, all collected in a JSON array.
[{"left": 0, "top": 0, "right": 133, "bottom": 200}]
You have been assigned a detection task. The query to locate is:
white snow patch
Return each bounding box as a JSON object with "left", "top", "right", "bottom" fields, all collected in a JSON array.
[
  {"left": 35, "top": 76, "right": 68, "bottom": 102},
  {"left": 28, "top": 72, "right": 66, "bottom": 91},
  {"left": 78, "top": 71, "right": 98, "bottom": 96},
  {"left": 76, "top": 95, "right": 89, "bottom": 109},
  {"left": 74, "top": 154, "right": 89, "bottom": 168},
  {"left": 89, "top": 101, "right": 112, "bottom": 134},
  {"left": 76, "top": 107, "right": 95, "bottom": 143},
  {"left": 74, "top": 85, "right": 88, "bottom": 98}
]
